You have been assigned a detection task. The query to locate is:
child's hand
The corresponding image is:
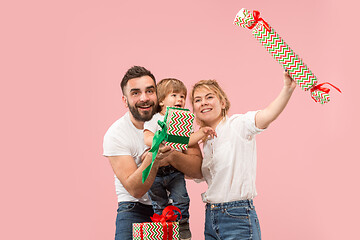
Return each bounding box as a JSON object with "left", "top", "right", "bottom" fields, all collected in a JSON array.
[
  {"left": 201, "top": 126, "right": 217, "bottom": 139},
  {"left": 140, "top": 148, "right": 151, "bottom": 162},
  {"left": 283, "top": 70, "right": 296, "bottom": 91}
]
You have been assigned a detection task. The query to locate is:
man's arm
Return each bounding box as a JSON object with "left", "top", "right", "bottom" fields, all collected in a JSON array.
[
  {"left": 255, "top": 71, "right": 296, "bottom": 129},
  {"left": 165, "top": 144, "right": 203, "bottom": 179},
  {"left": 107, "top": 146, "right": 173, "bottom": 198}
]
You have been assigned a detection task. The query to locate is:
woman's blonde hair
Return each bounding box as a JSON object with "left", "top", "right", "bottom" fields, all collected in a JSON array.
[
  {"left": 157, "top": 78, "right": 187, "bottom": 111},
  {"left": 190, "top": 79, "right": 231, "bottom": 121}
]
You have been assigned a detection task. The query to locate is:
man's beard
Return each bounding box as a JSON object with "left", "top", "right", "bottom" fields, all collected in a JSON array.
[{"left": 128, "top": 101, "right": 157, "bottom": 122}]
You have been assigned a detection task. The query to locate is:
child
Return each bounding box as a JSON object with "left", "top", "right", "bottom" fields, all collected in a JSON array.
[{"left": 144, "top": 78, "right": 215, "bottom": 240}]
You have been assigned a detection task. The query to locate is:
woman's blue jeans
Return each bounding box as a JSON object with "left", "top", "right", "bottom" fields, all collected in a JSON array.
[{"left": 204, "top": 199, "right": 261, "bottom": 240}]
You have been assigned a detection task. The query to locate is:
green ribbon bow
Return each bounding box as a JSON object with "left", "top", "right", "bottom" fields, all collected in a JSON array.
[{"left": 142, "top": 120, "right": 168, "bottom": 183}]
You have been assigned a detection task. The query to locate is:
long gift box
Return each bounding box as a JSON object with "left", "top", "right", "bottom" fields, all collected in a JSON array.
[
  {"left": 233, "top": 8, "right": 341, "bottom": 104},
  {"left": 142, "top": 107, "right": 194, "bottom": 183}
]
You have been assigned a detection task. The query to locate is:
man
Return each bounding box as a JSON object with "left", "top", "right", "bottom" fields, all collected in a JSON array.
[{"left": 103, "top": 66, "right": 202, "bottom": 240}]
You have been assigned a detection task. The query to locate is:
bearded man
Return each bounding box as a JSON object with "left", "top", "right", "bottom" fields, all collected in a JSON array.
[{"left": 103, "top": 66, "right": 202, "bottom": 240}]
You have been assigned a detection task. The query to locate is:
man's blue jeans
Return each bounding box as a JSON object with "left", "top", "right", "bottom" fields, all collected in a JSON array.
[
  {"left": 115, "top": 202, "right": 153, "bottom": 240},
  {"left": 204, "top": 200, "right": 261, "bottom": 240},
  {"left": 147, "top": 171, "right": 190, "bottom": 221}
]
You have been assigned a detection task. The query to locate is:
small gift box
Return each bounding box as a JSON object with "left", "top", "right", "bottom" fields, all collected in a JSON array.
[
  {"left": 163, "top": 107, "right": 194, "bottom": 151},
  {"left": 142, "top": 107, "right": 194, "bottom": 183},
  {"left": 233, "top": 8, "right": 341, "bottom": 104},
  {"left": 133, "top": 206, "right": 181, "bottom": 240}
]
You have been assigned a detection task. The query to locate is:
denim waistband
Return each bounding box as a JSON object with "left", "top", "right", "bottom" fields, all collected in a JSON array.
[
  {"left": 156, "top": 165, "right": 179, "bottom": 177},
  {"left": 206, "top": 199, "right": 254, "bottom": 210},
  {"left": 118, "top": 201, "right": 153, "bottom": 207}
]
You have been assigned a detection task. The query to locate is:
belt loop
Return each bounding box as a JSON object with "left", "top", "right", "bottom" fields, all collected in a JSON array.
[{"left": 248, "top": 199, "right": 254, "bottom": 209}]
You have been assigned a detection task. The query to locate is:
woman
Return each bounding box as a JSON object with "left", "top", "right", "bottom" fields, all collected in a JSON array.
[{"left": 191, "top": 71, "right": 296, "bottom": 240}]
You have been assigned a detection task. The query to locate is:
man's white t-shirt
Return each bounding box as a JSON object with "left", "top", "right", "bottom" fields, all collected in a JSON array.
[
  {"left": 201, "top": 111, "right": 265, "bottom": 203},
  {"left": 103, "top": 112, "right": 151, "bottom": 205}
]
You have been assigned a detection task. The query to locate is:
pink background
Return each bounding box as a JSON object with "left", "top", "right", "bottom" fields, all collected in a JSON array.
[{"left": 1, "top": 0, "right": 359, "bottom": 239}]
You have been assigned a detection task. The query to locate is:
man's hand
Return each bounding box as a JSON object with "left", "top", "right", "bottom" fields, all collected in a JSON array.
[{"left": 156, "top": 145, "right": 174, "bottom": 167}]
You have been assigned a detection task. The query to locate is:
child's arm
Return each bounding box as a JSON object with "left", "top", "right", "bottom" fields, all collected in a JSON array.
[
  {"left": 188, "top": 127, "right": 217, "bottom": 146},
  {"left": 255, "top": 71, "right": 296, "bottom": 129},
  {"left": 144, "top": 129, "right": 155, "bottom": 147}
]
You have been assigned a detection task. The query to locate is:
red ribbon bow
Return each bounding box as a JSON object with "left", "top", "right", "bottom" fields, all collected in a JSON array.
[
  {"left": 150, "top": 205, "right": 181, "bottom": 224},
  {"left": 140, "top": 206, "right": 182, "bottom": 240},
  {"left": 310, "top": 82, "right": 342, "bottom": 102},
  {"left": 248, "top": 10, "right": 271, "bottom": 32}
]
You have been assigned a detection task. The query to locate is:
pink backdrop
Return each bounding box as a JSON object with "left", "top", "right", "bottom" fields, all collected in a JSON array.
[{"left": 1, "top": 0, "right": 359, "bottom": 239}]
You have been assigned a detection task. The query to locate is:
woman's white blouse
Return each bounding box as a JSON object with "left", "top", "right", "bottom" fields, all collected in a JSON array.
[{"left": 201, "top": 111, "right": 264, "bottom": 203}]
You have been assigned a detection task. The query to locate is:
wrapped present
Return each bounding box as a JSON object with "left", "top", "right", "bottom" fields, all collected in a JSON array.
[
  {"left": 142, "top": 107, "right": 194, "bottom": 183},
  {"left": 163, "top": 107, "right": 194, "bottom": 150},
  {"left": 233, "top": 8, "right": 341, "bottom": 104},
  {"left": 133, "top": 206, "right": 181, "bottom": 240}
]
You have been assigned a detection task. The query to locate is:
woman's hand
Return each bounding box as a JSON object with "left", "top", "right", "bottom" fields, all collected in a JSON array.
[
  {"left": 141, "top": 145, "right": 173, "bottom": 167},
  {"left": 156, "top": 145, "right": 174, "bottom": 167},
  {"left": 283, "top": 70, "right": 296, "bottom": 91}
]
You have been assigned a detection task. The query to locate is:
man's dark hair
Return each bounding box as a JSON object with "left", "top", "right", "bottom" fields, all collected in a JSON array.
[{"left": 121, "top": 66, "right": 156, "bottom": 94}]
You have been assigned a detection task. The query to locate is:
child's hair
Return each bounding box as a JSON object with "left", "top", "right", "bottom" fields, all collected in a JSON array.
[
  {"left": 157, "top": 78, "right": 187, "bottom": 110},
  {"left": 190, "top": 79, "right": 231, "bottom": 119}
]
